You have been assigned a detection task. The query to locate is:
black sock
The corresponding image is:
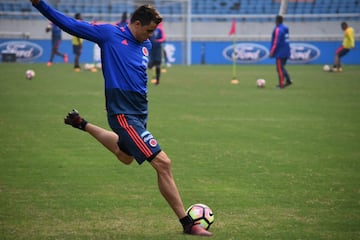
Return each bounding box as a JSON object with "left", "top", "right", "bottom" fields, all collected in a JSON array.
[
  {"left": 180, "top": 215, "right": 193, "bottom": 232},
  {"left": 156, "top": 66, "right": 160, "bottom": 84}
]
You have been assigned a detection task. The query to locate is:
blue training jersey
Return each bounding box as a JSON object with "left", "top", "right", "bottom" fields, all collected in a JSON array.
[
  {"left": 270, "top": 23, "right": 290, "bottom": 58},
  {"left": 149, "top": 28, "right": 163, "bottom": 62},
  {"left": 34, "top": 0, "right": 152, "bottom": 116},
  {"left": 51, "top": 23, "right": 62, "bottom": 40}
]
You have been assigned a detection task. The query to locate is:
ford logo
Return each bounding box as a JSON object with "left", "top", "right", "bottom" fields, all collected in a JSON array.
[
  {"left": 223, "top": 43, "right": 269, "bottom": 63},
  {"left": 0, "top": 41, "right": 43, "bottom": 62},
  {"left": 289, "top": 43, "right": 320, "bottom": 63}
]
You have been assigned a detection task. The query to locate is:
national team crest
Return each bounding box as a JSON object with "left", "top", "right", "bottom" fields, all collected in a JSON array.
[
  {"left": 141, "top": 131, "right": 158, "bottom": 148},
  {"left": 149, "top": 138, "right": 158, "bottom": 147},
  {"left": 142, "top": 47, "right": 149, "bottom": 56}
]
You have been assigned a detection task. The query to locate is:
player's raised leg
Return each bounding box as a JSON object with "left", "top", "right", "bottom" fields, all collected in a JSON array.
[
  {"left": 64, "top": 109, "right": 133, "bottom": 165},
  {"left": 64, "top": 110, "right": 211, "bottom": 236}
]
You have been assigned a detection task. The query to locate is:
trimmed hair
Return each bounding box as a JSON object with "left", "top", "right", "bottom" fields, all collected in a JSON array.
[
  {"left": 130, "top": 5, "right": 162, "bottom": 26},
  {"left": 75, "top": 13, "right": 82, "bottom": 20},
  {"left": 341, "top": 21, "right": 348, "bottom": 29},
  {"left": 276, "top": 15, "right": 283, "bottom": 24}
]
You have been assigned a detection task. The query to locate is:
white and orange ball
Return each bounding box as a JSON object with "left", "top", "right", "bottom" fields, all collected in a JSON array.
[
  {"left": 323, "top": 64, "right": 330, "bottom": 72},
  {"left": 25, "top": 69, "right": 35, "bottom": 80},
  {"left": 256, "top": 78, "right": 266, "bottom": 88}
]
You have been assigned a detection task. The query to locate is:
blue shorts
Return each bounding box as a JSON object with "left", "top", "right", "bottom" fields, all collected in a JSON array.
[
  {"left": 108, "top": 114, "right": 161, "bottom": 164},
  {"left": 336, "top": 46, "right": 350, "bottom": 58},
  {"left": 73, "top": 45, "right": 82, "bottom": 56}
]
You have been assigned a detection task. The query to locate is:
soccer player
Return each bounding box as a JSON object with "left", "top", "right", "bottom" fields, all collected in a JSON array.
[
  {"left": 148, "top": 25, "right": 164, "bottom": 85},
  {"left": 30, "top": 0, "right": 211, "bottom": 236},
  {"left": 332, "top": 22, "right": 355, "bottom": 72},
  {"left": 72, "top": 13, "right": 83, "bottom": 72},
  {"left": 269, "top": 15, "right": 292, "bottom": 89},
  {"left": 45, "top": 22, "right": 68, "bottom": 66},
  {"left": 157, "top": 22, "right": 172, "bottom": 68}
]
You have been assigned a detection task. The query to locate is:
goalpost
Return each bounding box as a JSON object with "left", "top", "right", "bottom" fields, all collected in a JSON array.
[
  {"left": 154, "top": 0, "right": 191, "bottom": 65},
  {"left": 278, "top": 0, "right": 289, "bottom": 16}
]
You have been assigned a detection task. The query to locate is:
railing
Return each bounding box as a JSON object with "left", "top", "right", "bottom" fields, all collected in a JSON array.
[{"left": 0, "top": 31, "right": 30, "bottom": 39}]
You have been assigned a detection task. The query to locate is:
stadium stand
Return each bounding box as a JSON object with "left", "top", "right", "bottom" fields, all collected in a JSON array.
[
  {"left": 0, "top": 0, "right": 359, "bottom": 40},
  {"left": 1, "top": 0, "right": 359, "bottom": 21}
]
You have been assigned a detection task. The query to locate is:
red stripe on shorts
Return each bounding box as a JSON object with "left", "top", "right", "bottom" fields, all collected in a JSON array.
[{"left": 116, "top": 114, "right": 153, "bottom": 158}]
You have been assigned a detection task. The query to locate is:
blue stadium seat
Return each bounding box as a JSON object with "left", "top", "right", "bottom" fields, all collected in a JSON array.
[{"left": 1, "top": 0, "right": 359, "bottom": 22}]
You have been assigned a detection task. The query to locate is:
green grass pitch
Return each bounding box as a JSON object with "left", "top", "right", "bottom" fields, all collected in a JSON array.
[{"left": 0, "top": 63, "right": 359, "bottom": 239}]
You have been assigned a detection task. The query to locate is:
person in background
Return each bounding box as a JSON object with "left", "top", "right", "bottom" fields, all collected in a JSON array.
[
  {"left": 45, "top": 22, "right": 68, "bottom": 66},
  {"left": 156, "top": 22, "right": 171, "bottom": 68},
  {"left": 31, "top": 0, "right": 211, "bottom": 236},
  {"left": 332, "top": 21, "right": 355, "bottom": 72},
  {"left": 72, "top": 13, "right": 83, "bottom": 72},
  {"left": 148, "top": 24, "right": 164, "bottom": 85},
  {"left": 269, "top": 15, "right": 292, "bottom": 89},
  {"left": 116, "top": 11, "right": 128, "bottom": 27}
]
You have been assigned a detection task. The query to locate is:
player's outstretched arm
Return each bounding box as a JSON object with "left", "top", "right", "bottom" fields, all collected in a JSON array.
[{"left": 30, "top": 0, "right": 106, "bottom": 44}]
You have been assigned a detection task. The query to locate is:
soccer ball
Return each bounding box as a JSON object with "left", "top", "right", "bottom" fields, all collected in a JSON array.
[
  {"left": 256, "top": 78, "right": 266, "bottom": 88},
  {"left": 186, "top": 203, "right": 214, "bottom": 230},
  {"left": 25, "top": 69, "right": 35, "bottom": 80},
  {"left": 323, "top": 65, "right": 330, "bottom": 72}
]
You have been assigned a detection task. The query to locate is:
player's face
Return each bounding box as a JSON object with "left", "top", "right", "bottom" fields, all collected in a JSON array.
[
  {"left": 133, "top": 21, "right": 158, "bottom": 42},
  {"left": 341, "top": 23, "right": 347, "bottom": 31}
]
